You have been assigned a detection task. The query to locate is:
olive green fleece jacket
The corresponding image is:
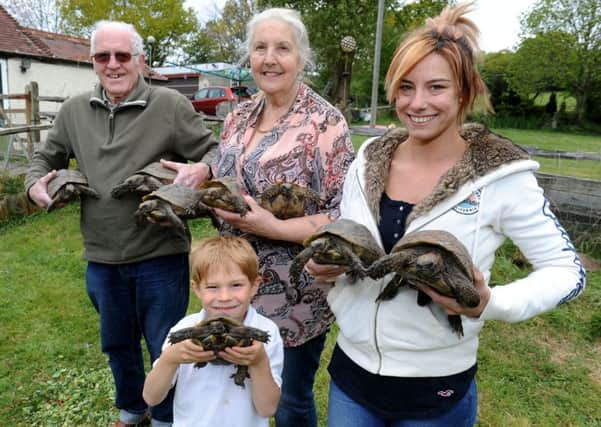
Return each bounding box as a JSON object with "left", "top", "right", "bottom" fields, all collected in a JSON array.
[{"left": 25, "top": 77, "right": 218, "bottom": 264}]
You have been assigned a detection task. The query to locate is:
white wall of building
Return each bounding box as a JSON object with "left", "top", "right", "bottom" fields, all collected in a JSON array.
[{"left": 5, "top": 58, "right": 96, "bottom": 124}]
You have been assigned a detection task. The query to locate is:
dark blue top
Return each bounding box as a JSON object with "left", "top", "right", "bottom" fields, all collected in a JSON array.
[
  {"left": 327, "top": 192, "right": 476, "bottom": 419},
  {"left": 378, "top": 192, "right": 414, "bottom": 253}
]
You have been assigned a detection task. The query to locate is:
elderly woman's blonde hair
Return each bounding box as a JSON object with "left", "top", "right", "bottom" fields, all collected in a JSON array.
[{"left": 384, "top": 2, "right": 493, "bottom": 122}]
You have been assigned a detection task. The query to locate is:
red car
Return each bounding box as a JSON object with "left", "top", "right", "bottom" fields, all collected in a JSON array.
[{"left": 191, "top": 86, "right": 252, "bottom": 116}]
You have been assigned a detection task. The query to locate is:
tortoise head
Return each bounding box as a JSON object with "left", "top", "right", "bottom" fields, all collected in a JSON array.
[
  {"left": 279, "top": 182, "right": 293, "bottom": 196},
  {"left": 414, "top": 251, "right": 443, "bottom": 279}
]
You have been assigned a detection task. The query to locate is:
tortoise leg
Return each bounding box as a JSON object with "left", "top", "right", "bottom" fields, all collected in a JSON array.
[
  {"left": 366, "top": 252, "right": 407, "bottom": 280},
  {"left": 341, "top": 247, "right": 368, "bottom": 283},
  {"left": 376, "top": 274, "right": 406, "bottom": 301},
  {"left": 231, "top": 365, "right": 249, "bottom": 388},
  {"left": 144, "top": 176, "right": 164, "bottom": 192},
  {"left": 163, "top": 206, "right": 186, "bottom": 230},
  {"left": 289, "top": 247, "right": 315, "bottom": 286},
  {"left": 448, "top": 315, "right": 464, "bottom": 338},
  {"left": 78, "top": 185, "right": 100, "bottom": 199},
  {"left": 207, "top": 211, "right": 222, "bottom": 229},
  {"left": 47, "top": 191, "right": 71, "bottom": 212},
  {"left": 134, "top": 207, "right": 150, "bottom": 227},
  {"left": 416, "top": 289, "right": 431, "bottom": 306},
  {"left": 306, "top": 188, "right": 323, "bottom": 208}
]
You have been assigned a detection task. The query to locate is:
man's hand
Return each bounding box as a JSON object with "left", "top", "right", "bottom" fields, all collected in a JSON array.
[
  {"left": 28, "top": 170, "right": 58, "bottom": 208},
  {"left": 160, "top": 159, "right": 211, "bottom": 188}
]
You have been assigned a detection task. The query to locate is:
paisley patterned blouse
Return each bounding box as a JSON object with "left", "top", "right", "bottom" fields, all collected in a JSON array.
[{"left": 213, "top": 83, "right": 355, "bottom": 347}]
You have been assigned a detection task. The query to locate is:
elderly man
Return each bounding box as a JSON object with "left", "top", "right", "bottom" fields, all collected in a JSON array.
[{"left": 25, "top": 21, "right": 217, "bottom": 427}]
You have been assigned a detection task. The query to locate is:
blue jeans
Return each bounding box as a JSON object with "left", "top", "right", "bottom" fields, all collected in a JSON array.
[
  {"left": 275, "top": 332, "right": 328, "bottom": 427},
  {"left": 86, "top": 254, "right": 189, "bottom": 424},
  {"left": 328, "top": 378, "right": 477, "bottom": 427}
]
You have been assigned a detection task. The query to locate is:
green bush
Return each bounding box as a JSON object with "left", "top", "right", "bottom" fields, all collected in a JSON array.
[{"left": 0, "top": 173, "right": 25, "bottom": 195}]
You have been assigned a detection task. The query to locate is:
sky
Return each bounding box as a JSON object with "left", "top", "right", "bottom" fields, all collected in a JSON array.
[{"left": 185, "top": 0, "right": 538, "bottom": 53}]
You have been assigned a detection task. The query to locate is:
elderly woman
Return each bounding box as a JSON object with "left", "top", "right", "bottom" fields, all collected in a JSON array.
[
  {"left": 209, "top": 7, "right": 355, "bottom": 427},
  {"left": 308, "top": 3, "right": 585, "bottom": 426}
]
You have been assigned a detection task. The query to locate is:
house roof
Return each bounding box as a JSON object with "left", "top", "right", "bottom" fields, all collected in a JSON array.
[
  {"left": 0, "top": 5, "right": 166, "bottom": 80},
  {"left": 0, "top": 5, "right": 48, "bottom": 57},
  {"left": 25, "top": 28, "right": 91, "bottom": 62},
  {"left": 0, "top": 5, "right": 90, "bottom": 62}
]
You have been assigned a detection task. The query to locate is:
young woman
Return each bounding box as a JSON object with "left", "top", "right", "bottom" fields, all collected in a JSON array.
[{"left": 309, "top": 3, "right": 585, "bottom": 426}]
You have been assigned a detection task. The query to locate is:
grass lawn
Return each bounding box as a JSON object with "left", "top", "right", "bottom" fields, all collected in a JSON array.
[
  {"left": 352, "top": 128, "right": 601, "bottom": 180},
  {"left": 1, "top": 202, "right": 600, "bottom": 426},
  {"left": 493, "top": 128, "right": 601, "bottom": 153},
  {"left": 1, "top": 127, "right": 600, "bottom": 426}
]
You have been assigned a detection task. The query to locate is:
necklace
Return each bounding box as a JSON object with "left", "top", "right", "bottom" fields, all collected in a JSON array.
[
  {"left": 255, "top": 125, "right": 273, "bottom": 133},
  {"left": 256, "top": 89, "right": 298, "bottom": 134}
]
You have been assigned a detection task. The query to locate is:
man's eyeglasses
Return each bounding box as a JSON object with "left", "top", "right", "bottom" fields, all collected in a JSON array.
[{"left": 92, "top": 52, "right": 139, "bottom": 64}]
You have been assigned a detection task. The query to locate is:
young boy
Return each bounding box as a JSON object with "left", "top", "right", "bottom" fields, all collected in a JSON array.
[{"left": 143, "top": 236, "right": 284, "bottom": 426}]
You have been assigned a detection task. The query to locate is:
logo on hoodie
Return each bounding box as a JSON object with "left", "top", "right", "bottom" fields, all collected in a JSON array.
[
  {"left": 453, "top": 189, "right": 481, "bottom": 215},
  {"left": 437, "top": 389, "right": 455, "bottom": 398}
]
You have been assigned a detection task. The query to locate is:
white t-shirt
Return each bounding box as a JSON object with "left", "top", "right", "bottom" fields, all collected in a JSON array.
[{"left": 159, "top": 306, "right": 284, "bottom": 427}]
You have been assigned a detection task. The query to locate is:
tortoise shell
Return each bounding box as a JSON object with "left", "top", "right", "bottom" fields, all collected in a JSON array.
[
  {"left": 110, "top": 162, "right": 177, "bottom": 198},
  {"left": 259, "top": 182, "right": 322, "bottom": 219},
  {"left": 142, "top": 183, "right": 204, "bottom": 209},
  {"left": 135, "top": 162, "right": 178, "bottom": 181},
  {"left": 289, "top": 218, "right": 385, "bottom": 285},
  {"left": 197, "top": 177, "right": 249, "bottom": 215},
  {"left": 390, "top": 230, "right": 474, "bottom": 282},
  {"left": 46, "top": 169, "right": 99, "bottom": 212},
  {"left": 366, "top": 229, "right": 479, "bottom": 337},
  {"left": 303, "top": 219, "right": 384, "bottom": 262},
  {"left": 47, "top": 169, "right": 90, "bottom": 198},
  {"left": 135, "top": 184, "right": 210, "bottom": 229},
  {"left": 167, "top": 316, "right": 270, "bottom": 387}
]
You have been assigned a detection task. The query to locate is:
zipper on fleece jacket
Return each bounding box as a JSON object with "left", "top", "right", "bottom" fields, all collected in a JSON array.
[
  {"left": 90, "top": 97, "right": 147, "bottom": 146},
  {"left": 108, "top": 111, "right": 115, "bottom": 144},
  {"left": 374, "top": 299, "right": 384, "bottom": 373}
]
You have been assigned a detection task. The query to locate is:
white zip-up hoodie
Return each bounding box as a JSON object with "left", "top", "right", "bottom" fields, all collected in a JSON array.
[{"left": 327, "top": 124, "right": 586, "bottom": 377}]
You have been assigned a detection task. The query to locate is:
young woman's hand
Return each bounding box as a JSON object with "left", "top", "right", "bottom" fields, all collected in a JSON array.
[{"left": 414, "top": 267, "right": 490, "bottom": 318}]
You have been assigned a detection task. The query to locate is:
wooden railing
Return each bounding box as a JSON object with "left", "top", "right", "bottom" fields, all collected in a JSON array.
[{"left": 1, "top": 81, "right": 66, "bottom": 166}]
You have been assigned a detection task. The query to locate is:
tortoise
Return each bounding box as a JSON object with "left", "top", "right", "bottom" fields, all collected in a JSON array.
[
  {"left": 134, "top": 183, "right": 213, "bottom": 230},
  {"left": 197, "top": 177, "right": 250, "bottom": 216},
  {"left": 289, "top": 218, "right": 385, "bottom": 286},
  {"left": 366, "top": 229, "right": 479, "bottom": 337},
  {"left": 168, "top": 316, "right": 270, "bottom": 387},
  {"left": 47, "top": 169, "right": 99, "bottom": 212},
  {"left": 110, "top": 162, "right": 177, "bottom": 198},
  {"left": 259, "top": 182, "right": 322, "bottom": 219}
]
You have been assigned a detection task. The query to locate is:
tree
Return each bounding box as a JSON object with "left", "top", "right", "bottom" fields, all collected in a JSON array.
[
  {"left": 507, "top": 31, "right": 574, "bottom": 101},
  {"left": 480, "top": 50, "right": 523, "bottom": 115},
  {"left": 519, "top": 0, "right": 601, "bottom": 122},
  {"left": 1, "top": 0, "right": 64, "bottom": 32},
  {"left": 57, "top": 0, "right": 198, "bottom": 66},
  {"left": 183, "top": 0, "right": 255, "bottom": 64}
]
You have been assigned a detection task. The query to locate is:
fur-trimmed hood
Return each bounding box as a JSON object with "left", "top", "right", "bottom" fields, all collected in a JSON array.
[{"left": 362, "top": 123, "right": 530, "bottom": 224}]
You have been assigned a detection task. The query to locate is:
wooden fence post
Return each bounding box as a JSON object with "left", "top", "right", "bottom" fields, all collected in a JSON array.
[{"left": 24, "top": 81, "right": 40, "bottom": 159}]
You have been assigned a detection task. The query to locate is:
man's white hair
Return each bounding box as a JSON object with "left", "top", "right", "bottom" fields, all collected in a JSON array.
[{"left": 90, "top": 20, "right": 144, "bottom": 64}]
